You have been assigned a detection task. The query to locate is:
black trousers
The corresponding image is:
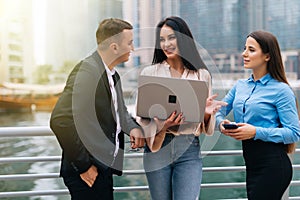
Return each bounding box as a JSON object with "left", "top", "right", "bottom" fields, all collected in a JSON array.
[
  {"left": 62, "top": 167, "right": 114, "bottom": 200},
  {"left": 243, "top": 139, "right": 292, "bottom": 200}
]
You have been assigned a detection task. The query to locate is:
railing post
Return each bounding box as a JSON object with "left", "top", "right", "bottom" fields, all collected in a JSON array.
[{"left": 0, "top": 126, "right": 299, "bottom": 199}]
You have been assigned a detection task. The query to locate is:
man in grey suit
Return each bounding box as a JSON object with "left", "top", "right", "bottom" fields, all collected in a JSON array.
[{"left": 50, "top": 18, "right": 144, "bottom": 200}]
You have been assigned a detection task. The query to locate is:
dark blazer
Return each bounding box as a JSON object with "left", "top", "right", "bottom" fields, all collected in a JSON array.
[{"left": 50, "top": 51, "right": 141, "bottom": 176}]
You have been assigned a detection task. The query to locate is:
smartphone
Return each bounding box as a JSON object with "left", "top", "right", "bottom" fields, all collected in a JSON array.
[{"left": 223, "top": 123, "right": 239, "bottom": 129}]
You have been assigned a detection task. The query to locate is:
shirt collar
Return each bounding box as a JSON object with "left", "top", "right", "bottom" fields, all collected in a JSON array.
[
  {"left": 104, "top": 64, "right": 116, "bottom": 77},
  {"left": 162, "top": 60, "right": 189, "bottom": 73},
  {"left": 162, "top": 60, "right": 170, "bottom": 68},
  {"left": 247, "top": 73, "right": 272, "bottom": 85}
]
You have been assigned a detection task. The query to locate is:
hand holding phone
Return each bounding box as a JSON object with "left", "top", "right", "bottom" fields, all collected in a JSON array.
[{"left": 222, "top": 123, "right": 239, "bottom": 129}]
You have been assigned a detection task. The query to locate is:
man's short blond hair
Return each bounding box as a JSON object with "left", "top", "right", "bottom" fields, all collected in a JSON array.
[{"left": 96, "top": 18, "right": 133, "bottom": 50}]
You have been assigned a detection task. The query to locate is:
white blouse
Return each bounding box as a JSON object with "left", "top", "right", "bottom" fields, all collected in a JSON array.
[{"left": 136, "top": 61, "right": 215, "bottom": 143}]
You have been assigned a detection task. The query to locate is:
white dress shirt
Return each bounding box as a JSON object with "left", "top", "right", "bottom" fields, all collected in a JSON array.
[{"left": 105, "top": 66, "right": 121, "bottom": 158}]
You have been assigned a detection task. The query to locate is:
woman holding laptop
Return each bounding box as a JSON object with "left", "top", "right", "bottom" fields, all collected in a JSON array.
[{"left": 137, "top": 16, "right": 227, "bottom": 200}]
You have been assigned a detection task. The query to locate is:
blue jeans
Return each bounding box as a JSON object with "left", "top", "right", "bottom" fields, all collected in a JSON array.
[{"left": 144, "top": 134, "right": 202, "bottom": 200}]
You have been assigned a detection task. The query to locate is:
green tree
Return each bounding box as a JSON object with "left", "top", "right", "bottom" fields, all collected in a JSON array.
[
  {"left": 59, "top": 60, "right": 77, "bottom": 74},
  {"left": 34, "top": 64, "right": 53, "bottom": 84}
]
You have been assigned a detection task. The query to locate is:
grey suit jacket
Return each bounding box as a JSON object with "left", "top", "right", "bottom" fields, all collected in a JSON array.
[{"left": 50, "top": 51, "right": 141, "bottom": 176}]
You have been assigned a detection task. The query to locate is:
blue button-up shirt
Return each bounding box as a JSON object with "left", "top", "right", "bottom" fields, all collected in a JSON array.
[{"left": 216, "top": 73, "right": 300, "bottom": 144}]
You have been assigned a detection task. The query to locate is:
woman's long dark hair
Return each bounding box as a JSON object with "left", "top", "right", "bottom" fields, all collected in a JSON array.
[
  {"left": 152, "top": 16, "right": 208, "bottom": 71},
  {"left": 248, "top": 30, "right": 298, "bottom": 153}
]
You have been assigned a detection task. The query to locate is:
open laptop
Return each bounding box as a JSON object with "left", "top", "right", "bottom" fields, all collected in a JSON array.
[{"left": 136, "top": 75, "right": 208, "bottom": 123}]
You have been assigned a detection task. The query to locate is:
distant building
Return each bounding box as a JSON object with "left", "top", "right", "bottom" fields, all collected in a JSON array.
[
  {"left": 0, "top": 0, "right": 34, "bottom": 84},
  {"left": 44, "top": 0, "right": 123, "bottom": 69},
  {"left": 181, "top": 0, "right": 300, "bottom": 77},
  {"left": 1, "top": 0, "right": 299, "bottom": 84},
  {"left": 122, "top": 0, "right": 300, "bottom": 79}
]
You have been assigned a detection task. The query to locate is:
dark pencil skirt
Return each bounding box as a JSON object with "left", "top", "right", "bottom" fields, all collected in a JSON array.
[{"left": 242, "top": 139, "right": 292, "bottom": 200}]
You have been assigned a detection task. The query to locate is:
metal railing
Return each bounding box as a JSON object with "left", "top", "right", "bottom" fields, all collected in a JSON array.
[{"left": 0, "top": 126, "right": 299, "bottom": 199}]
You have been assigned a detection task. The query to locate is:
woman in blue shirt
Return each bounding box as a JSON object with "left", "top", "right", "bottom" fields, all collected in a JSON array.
[{"left": 216, "top": 30, "right": 300, "bottom": 200}]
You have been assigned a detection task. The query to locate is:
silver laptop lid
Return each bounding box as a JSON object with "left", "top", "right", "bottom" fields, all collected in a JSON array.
[{"left": 136, "top": 75, "right": 208, "bottom": 123}]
